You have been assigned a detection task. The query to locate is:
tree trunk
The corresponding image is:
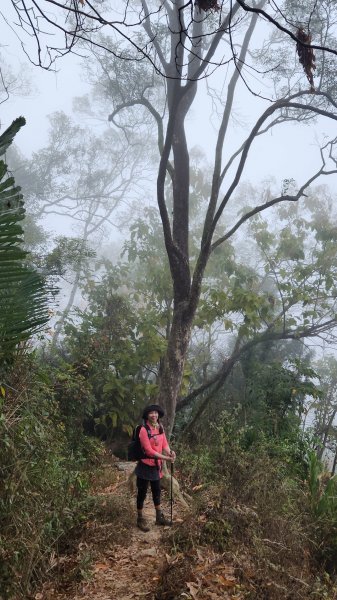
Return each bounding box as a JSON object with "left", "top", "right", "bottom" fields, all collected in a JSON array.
[
  {"left": 331, "top": 446, "right": 337, "bottom": 476},
  {"left": 158, "top": 305, "right": 194, "bottom": 436},
  {"left": 317, "top": 406, "right": 337, "bottom": 460},
  {"left": 51, "top": 268, "right": 82, "bottom": 350},
  {"left": 155, "top": 4, "right": 258, "bottom": 436}
]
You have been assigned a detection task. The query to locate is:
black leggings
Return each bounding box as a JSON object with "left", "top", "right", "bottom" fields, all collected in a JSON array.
[{"left": 136, "top": 477, "right": 161, "bottom": 510}]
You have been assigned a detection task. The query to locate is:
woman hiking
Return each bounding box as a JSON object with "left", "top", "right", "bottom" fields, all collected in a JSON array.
[{"left": 136, "top": 404, "right": 176, "bottom": 532}]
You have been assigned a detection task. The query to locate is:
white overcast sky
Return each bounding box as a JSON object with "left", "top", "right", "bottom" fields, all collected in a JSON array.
[{"left": 1, "top": 10, "right": 337, "bottom": 199}]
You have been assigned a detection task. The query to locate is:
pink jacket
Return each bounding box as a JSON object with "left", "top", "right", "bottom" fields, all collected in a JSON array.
[{"left": 139, "top": 422, "right": 170, "bottom": 474}]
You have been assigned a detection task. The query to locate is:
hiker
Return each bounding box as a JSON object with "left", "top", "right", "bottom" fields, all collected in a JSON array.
[{"left": 136, "top": 403, "right": 176, "bottom": 532}]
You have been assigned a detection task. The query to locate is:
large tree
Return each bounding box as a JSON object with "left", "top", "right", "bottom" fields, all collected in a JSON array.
[
  {"left": 5, "top": 1, "right": 337, "bottom": 433},
  {"left": 93, "top": 2, "right": 337, "bottom": 434}
]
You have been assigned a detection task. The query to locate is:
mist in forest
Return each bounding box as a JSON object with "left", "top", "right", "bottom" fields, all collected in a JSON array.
[
  {"left": 2, "top": 0, "right": 337, "bottom": 437},
  {"left": 3, "top": 4, "right": 337, "bottom": 598}
]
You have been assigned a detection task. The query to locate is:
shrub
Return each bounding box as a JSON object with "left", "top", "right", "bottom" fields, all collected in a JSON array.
[
  {"left": 166, "top": 415, "right": 333, "bottom": 598},
  {"left": 0, "top": 356, "right": 99, "bottom": 599}
]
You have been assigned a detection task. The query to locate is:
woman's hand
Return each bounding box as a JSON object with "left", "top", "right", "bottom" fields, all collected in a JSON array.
[
  {"left": 155, "top": 452, "right": 175, "bottom": 462},
  {"left": 164, "top": 453, "right": 175, "bottom": 462}
]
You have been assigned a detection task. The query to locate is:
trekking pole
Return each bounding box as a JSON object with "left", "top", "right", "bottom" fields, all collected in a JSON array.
[{"left": 170, "top": 461, "right": 173, "bottom": 525}]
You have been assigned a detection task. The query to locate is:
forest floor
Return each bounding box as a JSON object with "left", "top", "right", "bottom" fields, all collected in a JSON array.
[{"left": 34, "top": 456, "right": 242, "bottom": 600}]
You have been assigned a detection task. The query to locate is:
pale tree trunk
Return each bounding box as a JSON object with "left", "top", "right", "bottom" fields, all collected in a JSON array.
[
  {"left": 50, "top": 222, "right": 91, "bottom": 351},
  {"left": 51, "top": 267, "right": 82, "bottom": 350},
  {"left": 331, "top": 446, "right": 337, "bottom": 476},
  {"left": 317, "top": 406, "right": 337, "bottom": 460},
  {"left": 50, "top": 195, "right": 118, "bottom": 350}
]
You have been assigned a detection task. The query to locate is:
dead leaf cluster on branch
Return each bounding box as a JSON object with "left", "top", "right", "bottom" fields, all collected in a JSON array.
[
  {"left": 296, "top": 28, "right": 316, "bottom": 91},
  {"left": 195, "top": 0, "right": 220, "bottom": 12}
]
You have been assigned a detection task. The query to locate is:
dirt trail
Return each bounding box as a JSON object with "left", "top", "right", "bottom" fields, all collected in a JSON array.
[
  {"left": 38, "top": 460, "right": 184, "bottom": 600},
  {"left": 36, "top": 458, "right": 324, "bottom": 600},
  {"left": 81, "top": 505, "right": 167, "bottom": 600},
  {"left": 81, "top": 463, "right": 172, "bottom": 600}
]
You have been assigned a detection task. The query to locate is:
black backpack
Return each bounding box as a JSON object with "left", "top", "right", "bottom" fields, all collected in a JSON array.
[{"left": 127, "top": 421, "right": 164, "bottom": 461}]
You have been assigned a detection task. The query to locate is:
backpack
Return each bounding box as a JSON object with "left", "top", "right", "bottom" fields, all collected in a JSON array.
[{"left": 127, "top": 421, "right": 164, "bottom": 461}]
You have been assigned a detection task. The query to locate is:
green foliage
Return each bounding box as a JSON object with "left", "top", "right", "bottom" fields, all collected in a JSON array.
[
  {"left": 178, "top": 442, "right": 219, "bottom": 487},
  {"left": 241, "top": 357, "right": 322, "bottom": 438},
  {"left": 186, "top": 340, "right": 321, "bottom": 461},
  {"left": 196, "top": 267, "right": 272, "bottom": 334},
  {"left": 0, "top": 120, "right": 91, "bottom": 599},
  {"left": 0, "top": 118, "right": 25, "bottom": 157},
  {"left": 61, "top": 270, "right": 167, "bottom": 442},
  {"left": 250, "top": 196, "right": 337, "bottom": 335},
  {"left": 196, "top": 188, "right": 337, "bottom": 341},
  {"left": 43, "top": 359, "right": 96, "bottom": 451},
  {"left": 45, "top": 236, "right": 96, "bottom": 277},
  {"left": 122, "top": 207, "right": 173, "bottom": 317}
]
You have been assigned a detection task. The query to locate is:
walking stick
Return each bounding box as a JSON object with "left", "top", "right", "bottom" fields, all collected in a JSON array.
[{"left": 170, "top": 461, "right": 173, "bottom": 525}]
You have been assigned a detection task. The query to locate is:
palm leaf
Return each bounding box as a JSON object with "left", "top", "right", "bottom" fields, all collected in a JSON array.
[
  {"left": 0, "top": 118, "right": 51, "bottom": 362},
  {"left": 0, "top": 117, "right": 26, "bottom": 158}
]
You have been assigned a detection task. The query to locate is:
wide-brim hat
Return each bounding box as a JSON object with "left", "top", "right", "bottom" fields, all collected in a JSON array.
[{"left": 142, "top": 404, "right": 165, "bottom": 419}]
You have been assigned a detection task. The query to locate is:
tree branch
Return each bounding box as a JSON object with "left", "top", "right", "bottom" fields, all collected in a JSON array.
[
  {"left": 180, "top": 317, "right": 337, "bottom": 428},
  {"left": 211, "top": 163, "right": 337, "bottom": 251},
  {"left": 236, "top": 0, "right": 337, "bottom": 57},
  {"left": 211, "top": 91, "right": 337, "bottom": 233}
]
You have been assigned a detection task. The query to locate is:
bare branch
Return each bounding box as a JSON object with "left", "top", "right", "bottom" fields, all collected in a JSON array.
[
  {"left": 211, "top": 163, "right": 337, "bottom": 251},
  {"left": 211, "top": 91, "right": 337, "bottom": 234}
]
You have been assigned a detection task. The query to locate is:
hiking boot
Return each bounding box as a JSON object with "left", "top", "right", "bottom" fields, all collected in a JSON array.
[
  {"left": 137, "top": 517, "right": 150, "bottom": 532},
  {"left": 155, "top": 510, "right": 172, "bottom": 526}
]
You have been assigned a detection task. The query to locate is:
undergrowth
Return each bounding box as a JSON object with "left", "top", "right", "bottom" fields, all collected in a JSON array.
[
  {"left": 158, "top": 413, "right": 337, "bottom": 599},
  {"left": 0, "top": 356, "right": 101, "bottom": 600},
  {"left": 39, "top": 460, "right": 134, "bottom": 596}
]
